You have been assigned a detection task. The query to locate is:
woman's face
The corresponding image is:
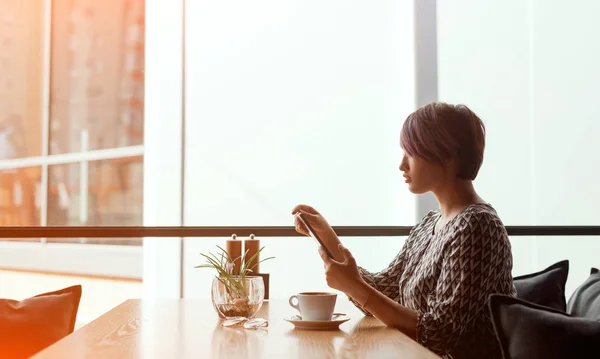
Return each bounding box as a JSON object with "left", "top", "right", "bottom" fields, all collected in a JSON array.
[{"left": 399, "top": 153, "right": 448, "bottom": 194}]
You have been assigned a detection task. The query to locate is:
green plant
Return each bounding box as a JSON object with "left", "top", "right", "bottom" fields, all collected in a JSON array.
[{"left": 195, "top": 245, "right": 274, "bottom": 297}]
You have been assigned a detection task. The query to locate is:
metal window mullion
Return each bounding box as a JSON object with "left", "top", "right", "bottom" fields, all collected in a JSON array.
[
  {"left": 0, "top": 145, "right": 145, "bottom": 170},
  {"left": 40, "top": 0, "right": 53, "bottom": 244}
]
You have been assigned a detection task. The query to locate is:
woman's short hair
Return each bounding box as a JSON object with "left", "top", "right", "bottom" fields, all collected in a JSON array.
[{"left": 400, "top": 102, "right": 486, "bottom": 180}]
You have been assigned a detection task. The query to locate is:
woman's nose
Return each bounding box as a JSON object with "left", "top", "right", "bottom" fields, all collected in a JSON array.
[{"left": 399, "top": 157, "right": 407, "bottom": 171}]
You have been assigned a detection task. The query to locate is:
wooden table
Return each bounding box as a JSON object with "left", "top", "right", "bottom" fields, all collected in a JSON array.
[{"left": 33, "top": 298, "right": 441, "bottom": 359}]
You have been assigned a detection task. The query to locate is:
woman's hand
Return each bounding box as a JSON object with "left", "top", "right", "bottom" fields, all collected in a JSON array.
[
  {"left": 292, "top": 204, "right": 343, "bottom": 261},
  {"left": 291, "top": 204, "right": 334, "bottom": 237},
  {"left": 318, "top": 243, "right": 368, "bottom": 299}
]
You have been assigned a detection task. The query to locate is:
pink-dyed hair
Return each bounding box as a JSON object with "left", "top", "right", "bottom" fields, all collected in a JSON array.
[{"left": 400, "top": 102, "right": 486, "bottom": 180}]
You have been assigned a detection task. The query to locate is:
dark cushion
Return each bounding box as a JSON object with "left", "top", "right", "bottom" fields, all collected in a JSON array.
[
  {"left": 568, "top": 267, "right": 600, "bottom": 320},
  {"left": 488, "top": 294, "right": 600, "bottom": 359},
  {"left": 0, "top": 285, "right": 82, "bottom": 358},
  {"left": 513, "top": 259, "right": 568, "bottom": 311}
]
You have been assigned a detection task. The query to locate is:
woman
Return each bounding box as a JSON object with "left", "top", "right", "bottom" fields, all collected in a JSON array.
[{"left": 292, "top": 102, "right": 516, "bottom": 359}]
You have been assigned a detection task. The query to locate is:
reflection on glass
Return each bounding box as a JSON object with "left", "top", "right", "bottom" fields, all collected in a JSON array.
[
  {"left": 0, "top": 1, "right": 44, "bottom": 158},
  {"left": 0, "top": 167, "right": 41, "bottom": 226},
  {"left": 0, "top": 167, "right": 41, "bottom": 242},
  {"left": 49, "top": 0, "right": 144, "bottom": 154},
  {"left": 47, "top": 156, "right": 143, "bottom": 245}
]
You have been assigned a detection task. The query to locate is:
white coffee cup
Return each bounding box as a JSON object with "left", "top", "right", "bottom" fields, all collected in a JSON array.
[{"left": 288, "top": 292, "right": 337, "bottom": 321}]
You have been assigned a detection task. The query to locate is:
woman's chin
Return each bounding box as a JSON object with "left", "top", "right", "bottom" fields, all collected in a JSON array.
[{"left": 406, "top": 183, "right": 426, "bottom": 194}]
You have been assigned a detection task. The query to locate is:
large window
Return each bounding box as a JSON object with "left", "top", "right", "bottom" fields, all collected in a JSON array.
[
  {"left": 0, "top": 0, "right": 144, "bottom": 246},
  {"left": 0, "top": 0, "right": 144, "bottom": 325},
  {"left": 436, "top": 0, "right": 600, "bottom": 296},
  {"left": 181, "top": 0, "right": 417, "bottom": 299}
]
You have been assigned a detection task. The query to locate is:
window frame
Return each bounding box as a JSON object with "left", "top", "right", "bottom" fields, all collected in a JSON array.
[{"left": 0, "top": 0, "right": 148, "bottom": 279}]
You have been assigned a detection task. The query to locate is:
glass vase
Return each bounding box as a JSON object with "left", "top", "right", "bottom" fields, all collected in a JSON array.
[{"left": 211, "top": 276, "right": 265, "bottom": 319}]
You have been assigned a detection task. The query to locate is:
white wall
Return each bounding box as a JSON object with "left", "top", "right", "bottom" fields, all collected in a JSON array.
[
  {"left": 182, "top": 0, "right": 417, "bottom": 298},
  {"left": 437, "top": 0, "right": 600, "bottom": 296}
]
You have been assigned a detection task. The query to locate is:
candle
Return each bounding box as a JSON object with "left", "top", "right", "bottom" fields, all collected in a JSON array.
[
  {"left": 225, "top": 234, "right": 242, "bottom": 274},
  {"left": 244, "top": 234, "right": 260, "bottom": 273}
]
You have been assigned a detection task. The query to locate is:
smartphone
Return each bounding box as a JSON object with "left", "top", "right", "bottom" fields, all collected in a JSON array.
[{"left": 294, "top": 212, "right": 334, "bottom": 259}]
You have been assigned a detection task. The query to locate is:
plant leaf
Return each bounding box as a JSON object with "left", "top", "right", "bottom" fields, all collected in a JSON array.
[
  {"left": 216, "top": 245, "right": 232, "bottom": 261},
  {"left": 244, "top": 246, "right": 264, "bottom": 270},
  {"left": 194, "top": 264, "right": 215, "bottom": 269},
  {"left": 200, "top": 254, "right": 229, "bottom": 277},
  {"left": 258, "top": 256, "right": 276, "bottom": 264},
  {"left": 196, "top": 244, "right": 275, "bottom": 297}
]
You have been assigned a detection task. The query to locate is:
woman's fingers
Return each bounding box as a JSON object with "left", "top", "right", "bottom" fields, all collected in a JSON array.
[
  {"left": 318, "top": 246, "right": 334, "bottom": 265},
  {"left": 338, "top": 244, "right": 357, "bottom": 266},
  {"left": 292, "top": 207, "right": 323, "bottom": 236},
  {"left": 295, "top": 210, "right": 323, "bottom": 230},
  {"left": 294, "top": 216, "right": 309, "bottom": 236},
  {"left": 291, "top": 204, "right": 319, "bottom": 215}
]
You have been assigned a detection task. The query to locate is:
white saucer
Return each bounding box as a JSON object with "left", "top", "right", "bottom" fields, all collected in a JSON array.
[{"left": 284, "top": 314, "right": 350, "bottom": 330}]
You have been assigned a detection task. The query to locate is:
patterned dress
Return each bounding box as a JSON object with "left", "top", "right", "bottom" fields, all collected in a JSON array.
[{"left": 355, "top": 203, "right": 516, "bottom": 359}]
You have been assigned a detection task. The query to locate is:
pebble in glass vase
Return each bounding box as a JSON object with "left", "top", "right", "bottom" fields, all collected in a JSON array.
[{"left": 211, "top": 276, "right": 265, "bottom": 319}]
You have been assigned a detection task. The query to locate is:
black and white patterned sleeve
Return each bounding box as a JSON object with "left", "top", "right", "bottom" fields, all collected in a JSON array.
[
  {"left": 415, "top": 212, "right": 512, "bottom": 356},
  {"left": 349, "top": 248, "right": 408, "bottom": 315},
  {"left": 349, "top": 213, "right": 432, "bottom": 315},
  {"left": 357, "top": 248, "right": 407, "bottom": 301},
  {"left": 349, "top": 230, "right": 419, "bottom": 315}
]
